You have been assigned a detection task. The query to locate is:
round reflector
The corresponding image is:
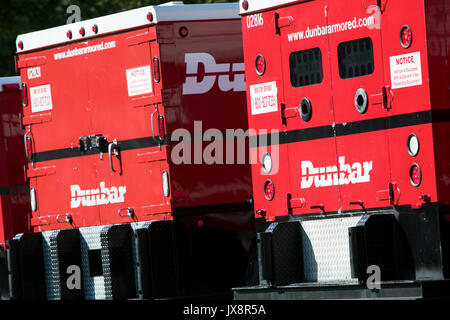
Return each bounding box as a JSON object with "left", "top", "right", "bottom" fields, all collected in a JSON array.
[
  {"left": 255, "top": 54, "right": 266, "bottom": 76},
  {"left": 179, "top": 27, "right": 188, "bottom": 37},
  {"left": 400, "top": 25, "right": 412, "bottom": 49},
  {"left": 30, "top": 188, "right": 37, "bottom": 212},
  {"left": 18, "top": 41, "right": 24, "bottom": 50},
  {"left": 264, "top": 180, "right": 275, "bottom": 201},
  {"left": 242, "top": 0, "right": 249, "bottom": 10},
  {"left": 79, "top": 27, "right": 85, "bottom": 36},
  {"left": 147, "top": 12, "right": 154, "bottom": 22},
  {"left": 407, "top": 133, "right": 419, "bottom": 157},
  {"left": 162, "top": 171, "right": 170, "bottom": 197},
  {"left": 92, "top": 24, "right": 99, "bottom": 34},
  {"left": 66, "top": 30, "right": 72, "bottom": 39},
  {"left": 262, "top": 152, "right": 273, "bottom": 174},
  {"left": 409, "top": 164, "right": 422, "bottom": 187}
]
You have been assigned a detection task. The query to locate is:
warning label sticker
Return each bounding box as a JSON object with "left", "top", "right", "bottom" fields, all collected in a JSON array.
[
  {"left": 126, "top": 65, "right": 152, "bottom": 97},
  {"left": 30, "top": 84, "right": 53, "bottom": 113},
  {"left": 389, "top": 52, "right": 422, "bottom": 89},
  {"left": 250, "top": 81, "right": 278, "bottom": 115}
]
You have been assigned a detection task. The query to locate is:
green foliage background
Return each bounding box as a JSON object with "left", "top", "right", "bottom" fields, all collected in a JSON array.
[{"left": 0, "top": 0, "right": 234, "bottom": 76}]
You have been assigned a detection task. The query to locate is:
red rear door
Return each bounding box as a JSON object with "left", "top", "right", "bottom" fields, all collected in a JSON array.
[
  {"left": 277, "top": 0, "right": 340, "bottom": 215},
  {"left": 327, "top": 0, "right": 391, "bottom": 211},
  {"left": 86, "top": 28, "right": 170, "bottom": 226},
  {"left": 19, "top": 48, "right": 100, "bottom": 231}
]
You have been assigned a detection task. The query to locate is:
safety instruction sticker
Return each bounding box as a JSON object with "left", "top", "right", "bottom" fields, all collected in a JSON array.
[
  {"left": 126, "top": 65, "right": 152, "bottom": 97},
  {"left": 389, "top": 51, "right": 422, "bottom": 89},
  {"left": 250, "top": 81, "right": 278, "bottom": 115},
  {"left": 30, "top": 84, "right": 53, "bottom": 113}
]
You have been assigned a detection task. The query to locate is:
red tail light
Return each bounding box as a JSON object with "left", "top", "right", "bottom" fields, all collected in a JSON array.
[
  {"left": 158, "top": 115, "right": 165, "bottom": 140},
  {"left": 147, "top": 12, "right": 154, "bottom": 22},
  {"left": 92, "top": 24, "right": 98, "bottom": 34},
  {"left": 400, "top": 25, "right": 412, "bottom": 48},
  {"left": 264, "top": 180, "right": 275, "bottom": 201},
  {"left": 153, "top": 57, "right": 161, "bottom": 83},
  {"left": 242, "top": 0, "right": 249, "bottom": 10},
  {"left": 256, "top": 54, "right": 266, "bottom": 76},
  {"left": 79, "top": 27, "right": 85, "bottom": 37},
  {"left": 18, "top": 41, "right": 24, "bottom": 50},
  {"left": 410, "top": 164, "right": 422, "bottom": 187},
  {"left": 21, "top": 83, "right": 28, "bottom": 106},
  {"left": 66, "top": 30, "right": 72, "bottom": 39}
]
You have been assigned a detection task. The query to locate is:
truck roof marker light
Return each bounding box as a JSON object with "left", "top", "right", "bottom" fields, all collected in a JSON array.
[
  {"left": 179, "top": 26, "right": 188, "bottom": 37},
  {"left": 153, "top": 57, "right": 161, "bottom": 83},
  {"left": 264, "top": 180, "right": 275, "bottom": 201},
  {"left": 22, "top": 83, "right": 28, "bottom": 106},
  {"left": 400, "top": 25, "right": 412, "bottom": 49},
  {"left": 242, "top": 0, "right": 249, "bottom": 10},
  {"left": 147, "top": 12, "right": 154, "bottom": 22},
  {"left": 66, "top": 30, "right": 72, "bottom": 39},
  {"left": 410, "top": 164, "right": 422, "bottom": 187},
  {"left": 255, "top": 54, "right": 266, "bottom": 76},
  {"left": 407, "top": 133, "right": 419, "bottom": 157},
  {"left": 18, "top": 41, "right": 24, "bottom": 50},
  {"left": 92, "top": 24, "right": 99, "bottom": 34},
  {"left": 79, "top": 27, "right": 85, "bottom": 37}
]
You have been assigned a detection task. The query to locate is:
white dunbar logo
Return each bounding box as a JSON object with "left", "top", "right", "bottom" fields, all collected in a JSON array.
[
  {"left": 182, "top": 53, "right": 245, "bottom": 95},
  {"left": 70, "top": 182, "right": 126, "bottom": 208},
  {"left": 301, "top": 156, "right": 373, "bottom": 189}
]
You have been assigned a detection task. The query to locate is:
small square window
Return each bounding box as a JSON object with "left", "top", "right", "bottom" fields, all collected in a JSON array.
[
  {"left": 338, "top": 37, "right": 374, "bottom": 79},
  {"left": 290, "top": 48, "right": 323, "bottom": 88}
]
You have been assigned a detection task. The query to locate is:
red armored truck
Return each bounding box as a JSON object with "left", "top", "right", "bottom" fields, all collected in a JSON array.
[
  {"left": 235, "top": 0, "right": 450, "bottom": 299},
  {"left": 10, "top": 2, "right": 253, "bottom": 300}
]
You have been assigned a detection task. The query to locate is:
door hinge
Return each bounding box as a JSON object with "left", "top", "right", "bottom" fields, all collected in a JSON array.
[
  {"left": 377, "top": 0, "right": 387, "bottom": 12},
  {"left": 376, "top": 182, "right": 400, "bottom": 205},
  {"left": 370, "top": 85, "right": 394, "bottom": 110},
  {"left": 16, "top": 56, "right": 47, "bottom": 69},
  {"left": 126, "top": 29, "right": 157, "bottom": 46},
  {"left": 287, "top": 193, "right": 306, "bottom": 214},
  {"left": 27, "top": 165, "right": 56, "bottom": 179},
  {"left": 22, "top": 112, "right": 52, "bottom": 126},
  {"left": 275, "top": 12, "right": 293, "bottom": 34},
  {"left": 281, "top": 103, "right": 300, "bottom": 125}
]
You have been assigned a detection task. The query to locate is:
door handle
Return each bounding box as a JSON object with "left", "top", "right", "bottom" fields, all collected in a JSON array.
[
  {"left": 108, "top": 139, "right": 119, "bottom": 172},
  {"left": 151, "top": 104, "right": 160, "bottom": 148}
]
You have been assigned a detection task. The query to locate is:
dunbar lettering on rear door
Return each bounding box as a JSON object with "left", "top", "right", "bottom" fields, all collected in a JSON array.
[
  {"left": 70, "top": 182, "right": 127, "bottom": 208},
  {"left": 301, "top": 157, "right": 373, "bottom": 189}
]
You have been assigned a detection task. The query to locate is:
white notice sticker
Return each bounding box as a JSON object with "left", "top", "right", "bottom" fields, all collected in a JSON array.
[
  {"left": 30, "top": 84, "right": 52, "bottom": 113},
  {"left": 126, "top": 65, "right": 152, "bottom": 97},
  {"left": 389, "top": 52, "right": 422, "bottom": 89},
  {"left": 250, "top": 81, "right": 278, "bottom": 115}
]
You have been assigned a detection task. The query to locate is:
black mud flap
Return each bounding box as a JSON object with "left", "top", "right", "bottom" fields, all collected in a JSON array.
[
  {"left": 49, "top": 228, "right": 84, "bottom": 300},
  {"left": 135, "top": 220, "right": 179, "bottom": 300},
  {"left": 100, "top": 224, "right": 136, "bottom": 300},
  {"left": 7, "top": 232, "right": 46, "bottom": 300},
  {"left": 258, "top": 222, "right": 303, "bottom": 286},
  {"left": 349, "top": 213, "right": 415, "bottom": 283}
]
